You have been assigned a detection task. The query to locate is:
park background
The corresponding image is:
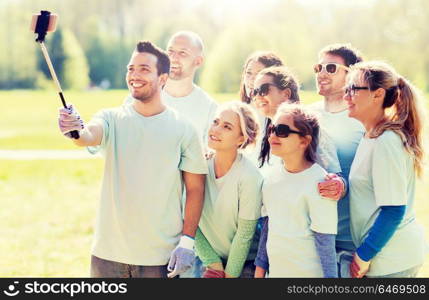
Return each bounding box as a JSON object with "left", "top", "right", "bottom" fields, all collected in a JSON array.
[{"left": 1, "top": 0, "right": 428, "bottom": 276}]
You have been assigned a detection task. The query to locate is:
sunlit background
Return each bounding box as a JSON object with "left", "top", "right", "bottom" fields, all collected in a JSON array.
[
  {"left": 1, "top": 0, "right": 428, "bottom": 277},
  {"left": 1, "top": 0, "right": 428, "bottom": 92}
]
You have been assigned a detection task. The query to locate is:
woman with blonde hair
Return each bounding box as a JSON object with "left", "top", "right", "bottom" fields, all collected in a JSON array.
[
  {"left": 195, "top": 101, "right": 264, "bottom": 278},
  {"left": 345, "top": 61, "right": 427, "bottom": 278}
]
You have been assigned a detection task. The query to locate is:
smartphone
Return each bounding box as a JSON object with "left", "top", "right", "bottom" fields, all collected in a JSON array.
[{"left": 30, "top": 11, "right": 58, "bottom": 34}]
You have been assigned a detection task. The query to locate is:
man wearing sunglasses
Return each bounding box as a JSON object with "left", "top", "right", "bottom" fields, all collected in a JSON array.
[{"left": 310, "top": 44, "right": 366, "bottom": 278}]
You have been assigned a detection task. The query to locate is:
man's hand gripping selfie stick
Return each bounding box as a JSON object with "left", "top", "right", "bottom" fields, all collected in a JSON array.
[{"left": 31, "top": 10, "right": 80, "bottom": 139}]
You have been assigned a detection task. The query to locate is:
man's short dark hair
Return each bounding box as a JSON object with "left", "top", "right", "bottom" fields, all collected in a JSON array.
[
  {"left": 136, "top": 41, "right": 170, "bottom": 75},
  {"left": 319, "top": 43, "right": 363, "bottom": 67}
]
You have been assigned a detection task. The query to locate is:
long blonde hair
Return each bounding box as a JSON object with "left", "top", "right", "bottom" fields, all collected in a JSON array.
[{"left": 352, "top": 61, "right": 426, "bottom": 177}]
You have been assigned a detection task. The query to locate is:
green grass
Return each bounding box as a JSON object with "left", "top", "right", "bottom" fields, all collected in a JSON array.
[
  {"left": 0, "top": 159, "right": 103, "bottom": 277},
  {"left": 0, "top": 90, "right": 320, "bottom": 150},
  {"left": 0, "top": 90, "right": 129, "bottom": 150},
  {"left": 0, "top": 90, "right": 428, "bottom": 277}
]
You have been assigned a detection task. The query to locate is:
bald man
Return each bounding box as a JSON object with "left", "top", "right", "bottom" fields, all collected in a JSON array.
[
  {"left": 164, "top": 31, "right": 218, "bottom": 145},
  {"left": 124, "top": 31, "right": 218, "bottom": 145},
  {"left": 164, "top": 31, "right": 217, "bottom": 278}
]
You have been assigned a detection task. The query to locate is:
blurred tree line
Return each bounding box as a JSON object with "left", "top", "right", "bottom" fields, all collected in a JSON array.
[{"left": 1, "top": 0, "right": 428, "bottom": 92}]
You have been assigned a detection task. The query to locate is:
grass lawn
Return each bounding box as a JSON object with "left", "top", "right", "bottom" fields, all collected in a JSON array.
[
  {"left": 0, "top": 90, "right": 319, "bottom": 149},
  {"left": 0, "top": 90, "right": 428, "bottom": 277}
]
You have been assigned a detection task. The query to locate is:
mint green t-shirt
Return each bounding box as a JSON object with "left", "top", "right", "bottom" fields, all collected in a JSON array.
[
  {"left": 349, "top": 130, "right": 427, "bottom": 276},
  {"left": 88, "top": 104, "right": 208, "bottom": 265},
  {"left": 198, "top": 154, "right": 263, "bottom": 259},
  {"left": 124, "top": 85, "right": 218, "bottom": 145}
]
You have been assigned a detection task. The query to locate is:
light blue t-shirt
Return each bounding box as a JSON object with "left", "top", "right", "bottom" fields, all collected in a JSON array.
[
  {"left": 349, "top": 130, "right": 427, "bottom": 276},
  {"left": 199, "top": 154, "right": 263, "bottom": 259},
  {"left": 309, "top": 101, "right": 364, "bottom": 251},
  {"left": 88, "top": 104, "right": 208, "bottom": 265}
]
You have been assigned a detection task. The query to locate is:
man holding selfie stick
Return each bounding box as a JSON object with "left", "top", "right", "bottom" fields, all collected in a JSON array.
[{"left": 58, "top": 40, "right": 207, "bottom": 278}]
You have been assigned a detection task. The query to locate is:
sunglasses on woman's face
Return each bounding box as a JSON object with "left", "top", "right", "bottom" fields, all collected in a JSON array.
[
  {"left": 252, "top": 83, "right": 277, "bottom": 98},
  {"left": 268, "top": 124, "right": 303, "bottom": 138},
  {"left": 313, "top": 63, "right": 350, "bottom": 75},
  {"left": 344, "top": 84, "right": 370, "bottom": 97}
]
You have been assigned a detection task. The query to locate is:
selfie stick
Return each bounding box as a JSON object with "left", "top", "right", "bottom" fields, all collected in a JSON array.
[{"left": 31, "top": 10, "right": 79, "bottom": 139}]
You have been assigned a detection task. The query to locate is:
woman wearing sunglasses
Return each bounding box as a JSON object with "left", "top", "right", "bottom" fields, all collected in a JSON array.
[
  {"left": 345, "top": 61, "right": 427, "bottom": 278},
  {"left": 254, "top": 66, "right": 342, "bottom": 176},
  {"left": 255, "top": 104, "right": 338, "bottom": 277},
  {"left": 253, "top": 66, "right": 344, "bottom": 276},
  {"left": 239, "top": 51, "right": 283, "bottom": 105},
  {"left": 195, "top": 101, "right": 263, "bottom": 278}
]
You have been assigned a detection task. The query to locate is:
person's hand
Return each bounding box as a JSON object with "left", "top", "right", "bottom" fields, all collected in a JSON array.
[
  {"left": 350, "top": 252, "right": 370, "bottom": 278},
  {"left": 58, "top": 104, "right": 84, "bottom": 138},
  {"left": 167, "top": 235, "right": 195, "bottom": 278},
  {"left": 254, "top": 266, "right": 267, "bottom": 278},
  {"left": 318, "top": 173, "right": 345, "bottom": 201},
  {"left": 202, "top": 268, "right": 225, "bottom": 278}
]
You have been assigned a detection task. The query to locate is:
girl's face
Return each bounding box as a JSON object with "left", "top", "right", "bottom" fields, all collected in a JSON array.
[
  {"left": 269, "top": 114, "right": 307, "bottom": 159},
  {"left": 244, "top": 59, "right": 266, "bottom": 98},
  {"left": 208, "top": 109, "right": 245, "bottom": 151},
  {"left": 344, "top": 70, "right": 376, "bottom": 122},
  {"left": 254, "top": 74, "right": 290, "bottom": 119}
]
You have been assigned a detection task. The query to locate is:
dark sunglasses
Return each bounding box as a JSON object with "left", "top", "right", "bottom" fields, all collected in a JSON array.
[
  {"left": 344, "top": 84, "right": 369, "bottom": 97},
  {"left": 268, "top": 124, "right": 303, "bottom": 138},
  {"left": 252, "top": 83, "right": 277, "bottom": 98},
  {"left": 313, "top": 63, "right": 350, "bottom": 75}
]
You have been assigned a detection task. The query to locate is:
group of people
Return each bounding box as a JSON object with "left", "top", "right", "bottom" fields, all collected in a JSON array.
[{"left": 58, "top": 30, "right": 427, "bottom": 278}]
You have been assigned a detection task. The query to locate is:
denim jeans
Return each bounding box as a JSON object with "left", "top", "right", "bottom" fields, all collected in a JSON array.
[
  {"left": 90, "top": 255, "right": 168, "bottom": 278},
  {"left": 337, "top": 250, "right": 353, "bottom": 278}
]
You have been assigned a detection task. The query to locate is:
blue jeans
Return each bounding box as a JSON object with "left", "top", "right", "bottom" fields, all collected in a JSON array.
[{"left": 337, "top": 250, "right": 353, "bottom": 278}]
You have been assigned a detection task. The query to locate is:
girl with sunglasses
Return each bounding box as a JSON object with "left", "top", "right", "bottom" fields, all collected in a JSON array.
[
  {"left": 195, "top": 101, "right": 263, "bottom": 278},
  {"left": 254, "top": 66, "right": 342, "bottom": 182},
  {"left": 345, "top": 61, "right": 427, "bottom": 278},
  {"left": 255, "top": 104, "right": 338, "bottom": 277},
  {"left": 253, "top": 66, "right": 345, "bottom": 275}
]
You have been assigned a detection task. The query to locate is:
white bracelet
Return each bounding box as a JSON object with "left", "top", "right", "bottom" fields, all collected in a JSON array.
[{"left": 178, "top": 235, "right": 195, "bottom": 250}]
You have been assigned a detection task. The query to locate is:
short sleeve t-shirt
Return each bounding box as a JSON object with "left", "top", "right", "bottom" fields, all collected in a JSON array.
[
  {"left": 309, "top": 100, "right": 365, "bottom": 249},
  {"left": 198, "top": 154, "right": 263, "bottom": 259},
  {"left": 162, "top": 85, "right": 218, "bottom": 144},
  {"left": 349, "top": 130, "right": 427, "bottom": 276},
  {"left": 88, "top": 104, "right": 208, "bottom": 265},
  {"left": 263, "top": 163, "right": 338, "bottom": 277},
  {"left": 124, "top": 85, "right": 218, "bottom": 145}
]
